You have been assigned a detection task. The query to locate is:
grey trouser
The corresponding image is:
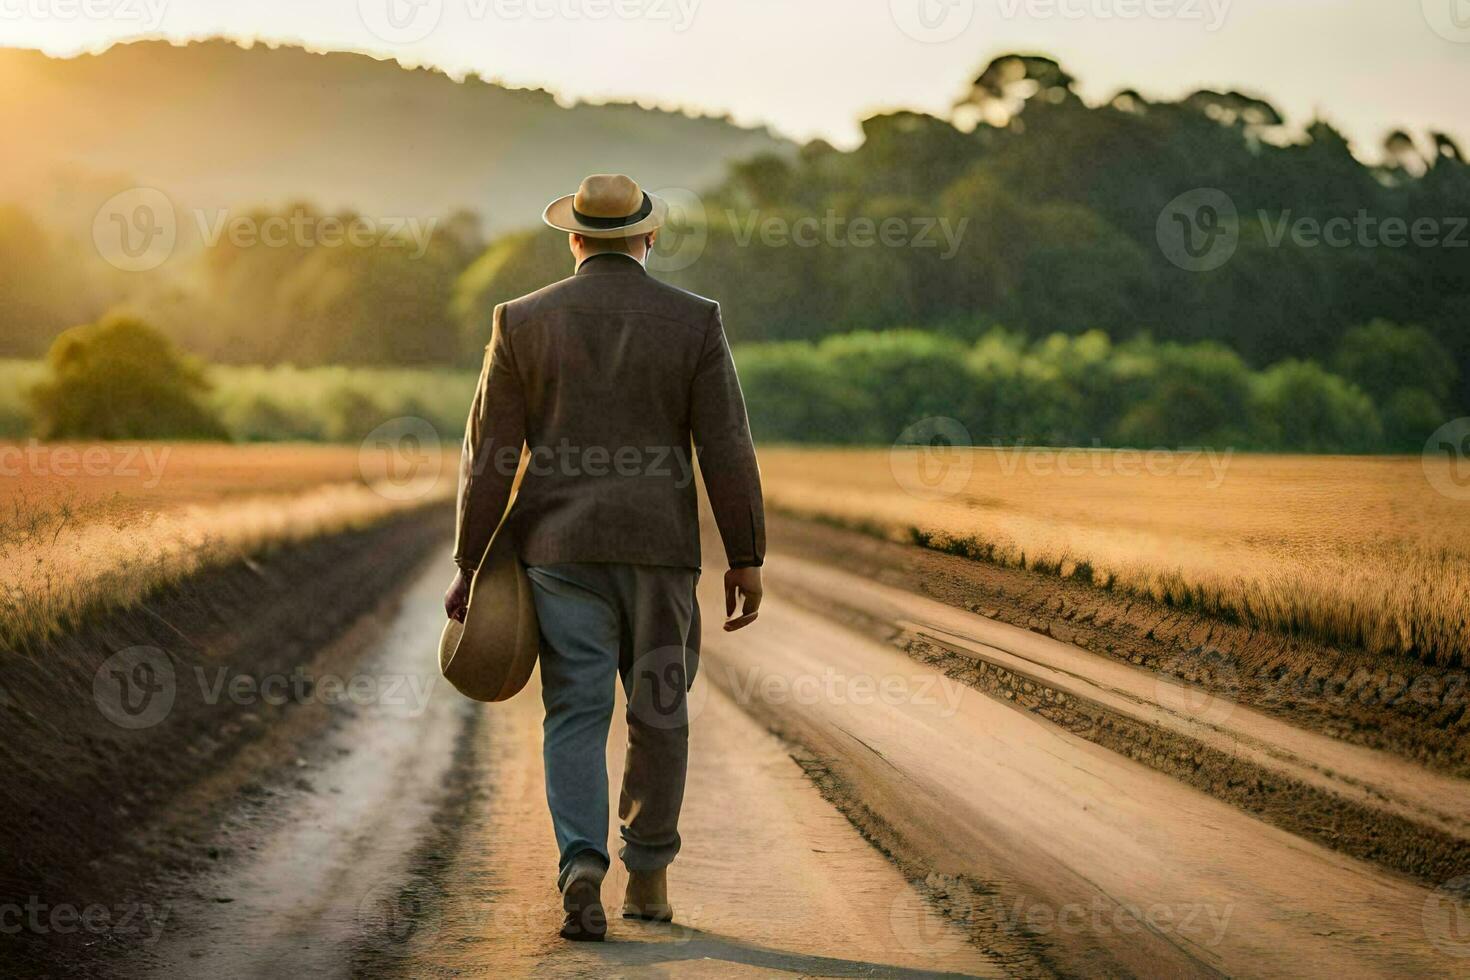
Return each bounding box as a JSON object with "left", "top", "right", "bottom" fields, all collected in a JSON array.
[{"left": 526, "top": 562, "right": 700, "bottom": 888}]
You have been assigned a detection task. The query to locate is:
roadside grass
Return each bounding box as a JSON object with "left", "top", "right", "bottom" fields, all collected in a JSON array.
[
  {"left": 761, "top": 447, "right": 1470, "bottom": 668},
  {"left": 0, "top": 444, "right": 456, "bottom": 651}
]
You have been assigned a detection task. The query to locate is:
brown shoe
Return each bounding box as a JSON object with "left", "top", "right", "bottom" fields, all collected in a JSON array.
[
  {"left": 560, "top": 870, "right": 607, "bottom": 941},
  {"left": 622, "top": 867, "right": 674, "bottom": 922}
]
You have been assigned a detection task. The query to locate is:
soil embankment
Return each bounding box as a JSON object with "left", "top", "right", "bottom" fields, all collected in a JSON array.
[{"left": 0, "top": 507, "right": 453, "bottom": 975}]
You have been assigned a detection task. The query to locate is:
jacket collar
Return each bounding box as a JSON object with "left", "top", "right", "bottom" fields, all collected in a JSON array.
[{"left": 575, "top": 252, "right": 648, "bottom": 276}]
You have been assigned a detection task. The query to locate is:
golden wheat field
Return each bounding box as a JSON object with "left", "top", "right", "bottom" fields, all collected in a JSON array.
[
  {"left": 0, "top": 442, "right": 457, "bottom": 648},
  {"left": 9, "top": 440, "right": 1467, "bottom": 667},
  {"left": 761, "top": 446, "right": 1470, "bottom": 666}
]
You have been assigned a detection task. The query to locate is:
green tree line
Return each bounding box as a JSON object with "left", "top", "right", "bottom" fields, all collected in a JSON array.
[
  {"left": 737, "top": 322, "right": 1450, "bottom": 452},
  {"left": 5, "top": 314, "right": 1447, "bottom": 455}
]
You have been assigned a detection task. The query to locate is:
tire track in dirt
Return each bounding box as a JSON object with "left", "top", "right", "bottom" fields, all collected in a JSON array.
[{"left": 118, "top": 565, "right": 476, "bottom": 978}]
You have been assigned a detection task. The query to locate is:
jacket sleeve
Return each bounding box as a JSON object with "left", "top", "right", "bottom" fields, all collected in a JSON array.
[
  {"left": 453, "top": 303, "right": 526, "bottom": 572},
  {"left": 690, "top": 302, "right": 766, "bottom": 568}
]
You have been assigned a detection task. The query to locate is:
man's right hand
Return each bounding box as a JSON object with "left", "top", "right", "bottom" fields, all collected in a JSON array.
[
  {"left": 723, "top": 566, "right": 763, "bottom": 631},
  {"left": 445, "top": 568, "right": 472, "bottom": 623}
]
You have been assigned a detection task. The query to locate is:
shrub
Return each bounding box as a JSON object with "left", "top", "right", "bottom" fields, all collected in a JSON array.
[
  {"left": 964, "top": 328, "right": 1075, "bottom": 445},
  {"left": 815, "top": 330, "right": 974, "bottom": 441},
  {"left": 321, "top": 387, "right": 388, "bottom": 444},
  {"left": 736, "top": 343, "right": 881, "bottom": 445},
  {"left": 1379, "top": 387, "right": 1446, "bottom": 453},
  {"left": 223, "top": 393, "right": 320, "bottom": 443},
  {"left": 1250, "top": 360, "right": 1382, "bottom": 453},
  {"left": 1333, "top": 320, "right": 1456, "bottom": 405},
  {"left": 1110, "top": 341, "right": 1253, "bottom": 448},
  {"left": 1333, "top": 321, "right": 1455, "bottom": 451},
  {"left": 28, "top": 315, "right": 229, "bottom": 441}
]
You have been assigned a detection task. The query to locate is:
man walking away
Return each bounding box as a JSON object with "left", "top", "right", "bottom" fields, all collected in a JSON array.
[{"left": 445, "top": 174, "right": 766, "bottom": 941}]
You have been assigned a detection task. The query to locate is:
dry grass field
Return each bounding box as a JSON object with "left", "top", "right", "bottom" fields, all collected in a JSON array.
[
  {"left": 760, "top": 447, "right": 1470, "bottom": 667},
  {"left": 9, "top": 439, "right": 1465, "bottom": 669},
  {"left": 0, "top": 442, "right": 457, "bottom": 649}
]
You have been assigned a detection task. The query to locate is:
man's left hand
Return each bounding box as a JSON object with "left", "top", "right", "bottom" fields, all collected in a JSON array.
[{"left": 723, "top": 566, "right": 763, "bottom": 632}]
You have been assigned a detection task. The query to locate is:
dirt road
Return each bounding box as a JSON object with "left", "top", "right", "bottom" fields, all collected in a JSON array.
[
  {"left": 126, "top": 560, "right": 997, "bottom": 979},
  {"left": 117, "top": 542, "right": 1468, "bottom": 978}
]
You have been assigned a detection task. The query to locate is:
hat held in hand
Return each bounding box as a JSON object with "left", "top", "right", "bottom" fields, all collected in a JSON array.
[{"left": 438, "top": 527, "right": 539, "bottom": 703}]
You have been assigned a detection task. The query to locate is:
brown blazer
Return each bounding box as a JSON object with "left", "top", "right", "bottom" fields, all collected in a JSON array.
[{"left": 453, "top": 252, "right": 765, "bottom": 573}]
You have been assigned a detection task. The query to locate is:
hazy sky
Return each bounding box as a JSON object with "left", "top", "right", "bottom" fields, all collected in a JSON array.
[{"left": 2, "top": 0, "right": 1468, "bottom": 154}]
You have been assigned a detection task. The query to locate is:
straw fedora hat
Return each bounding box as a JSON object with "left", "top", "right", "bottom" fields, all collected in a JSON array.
[
  {"left": 543, "top": 174, "right": 668, "bottom": 239},
  {"left": 438, "top": 525, "right": 539, "bottom": 703}
]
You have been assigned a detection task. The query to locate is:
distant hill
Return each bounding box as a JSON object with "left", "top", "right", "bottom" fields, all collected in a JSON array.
[{"left": 0, "top": 38, "right": 790, "bottom": 232}]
